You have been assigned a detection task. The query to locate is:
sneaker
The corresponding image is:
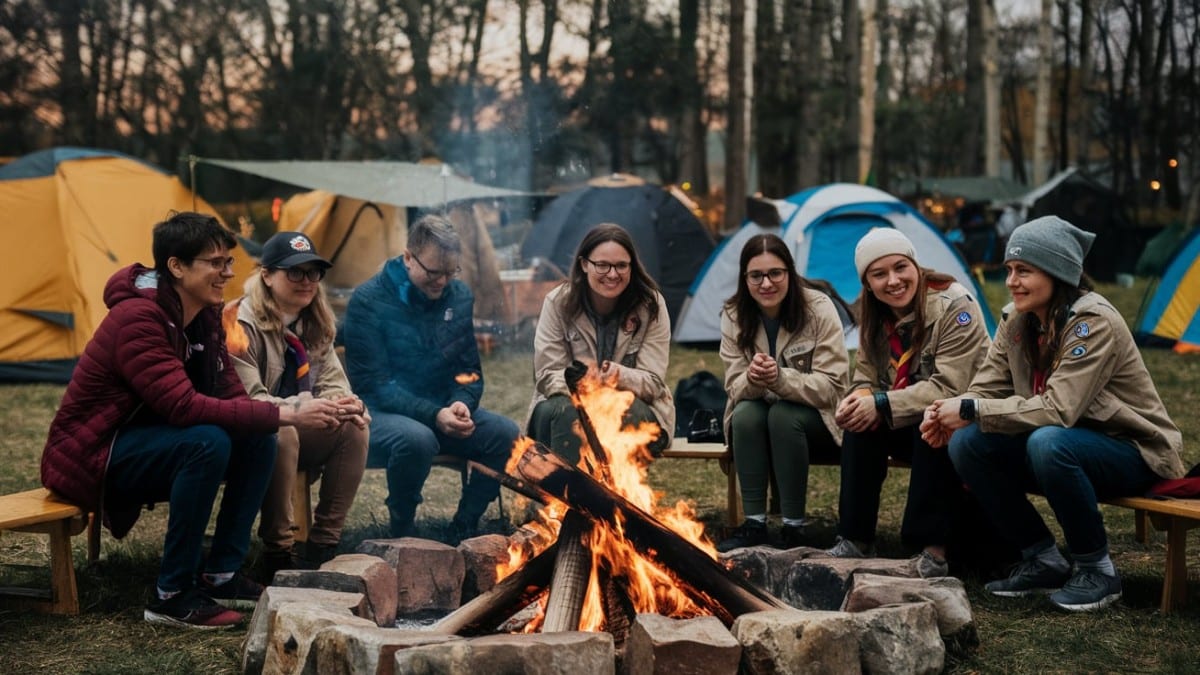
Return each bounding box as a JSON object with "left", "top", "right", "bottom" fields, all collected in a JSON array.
[
  {"left": 1049, "top": 569, "right": 1122, "bottom": 612},
  {"left": 144, "top": 588, "right": 244, "bottom": 630},
  {"left": 825, "top": 536, "right": 873, "bottom": 559},
  {"left": 984, "top": 559, "right": 1071, "bottom": 597},
  {"left": 779, "top": 524, "right": 806, "bottom": 550},
  {"left": 200, "top": 571, "right": 264, "bottom": 610},
  {"left": 914, "top": 550, "right": 950, "bottom": 578},
  {"left": 716, "top": 519, "right": 769, "bottom": 552}
]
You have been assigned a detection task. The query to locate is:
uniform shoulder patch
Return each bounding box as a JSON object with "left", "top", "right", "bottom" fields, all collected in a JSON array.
[
  {"left": 1069, "top": 344, "right": 1087, "bottom": 358},
  {"left": 955, "top": 311, "right": 972, "bottom": 326},
  {"left": 1074, "top": 322, "right": 1090, "bottom": 338}
]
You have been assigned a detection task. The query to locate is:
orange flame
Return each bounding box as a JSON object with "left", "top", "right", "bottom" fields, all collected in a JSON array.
[
  {"left": 497, "top": 369, "right": 717, "bottom": 632},
  {"left": 455, "top": 371, "right": 481, "bottom": 385},
  {"left": 222, "top": 302, "right": 248, "bottom": 355}
]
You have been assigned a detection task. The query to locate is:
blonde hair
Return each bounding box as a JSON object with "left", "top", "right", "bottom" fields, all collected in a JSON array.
[{"left": 241, "top": 268, "right": 337, "bottom": 352}]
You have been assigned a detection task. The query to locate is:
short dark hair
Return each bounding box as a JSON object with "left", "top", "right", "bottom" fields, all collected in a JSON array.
[{"left": 152, "top": 211, "right": 236, "bottom": 277}]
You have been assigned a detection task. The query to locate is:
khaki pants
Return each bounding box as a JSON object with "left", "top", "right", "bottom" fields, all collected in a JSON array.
[{"left": 258, "top": 423, "right": 369, "bottom": 552}]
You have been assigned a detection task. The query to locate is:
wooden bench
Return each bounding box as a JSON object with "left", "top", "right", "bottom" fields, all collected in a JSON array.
[
  {"left": 1103, "top": 496, "right": 1200, "bottom": 613},
  {"left": 0, "top": 488, "right": 91, "bottom": 615},
  {"left": 292, "top": 454, "right": 504, "bottom": 542}
]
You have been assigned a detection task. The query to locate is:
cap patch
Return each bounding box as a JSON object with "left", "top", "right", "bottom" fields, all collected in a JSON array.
[
  {"left": 1008, "top": 246, "right": 1022, "bottom": 257},
  {"left": 955, "top": 311, "right": 972, "bottom": 326},
  {"left": 1074, "top": 322, "right": 1090, "bottom": 338},
  {"left": 289, "top": 235, "right": 313, "bottom": 252}
]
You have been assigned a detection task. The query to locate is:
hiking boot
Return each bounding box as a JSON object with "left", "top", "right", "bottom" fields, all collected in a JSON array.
[
  {"left": 200, "top": 571, "right": 264, "bottom": 610},
  {"left": 259, "top": 548, "right": 314, "bottom": 583},
  {"left": 914, "top": 550, "right": 950, "bottom": 578},
  {"left": 447, "top": 518, "right": 480, "bottom": 546},
  {"left": 984, "top": 559, "right": 1070, "bottom": 597},
  {"left": 716, "top": 519, "right": 769, "bottom": 552},
  {"left": 144, "top": 588, "right": 244, "bottom": 630},
  {"left": 1049, "top": 569, "right": 1122, "bottom": 612},
  {"left": 779, "top": 524, "right": 807, "bottom": 550},
  {"left": 302, "top": 542, "right": 338, "bottom": 568},
  {"left": 825, "top": 536, "right": 873, "bottom": 559}
]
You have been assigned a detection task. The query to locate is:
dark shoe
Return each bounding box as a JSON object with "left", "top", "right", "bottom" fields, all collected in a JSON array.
[
  {"left": 1049, "top": 569, "right": 1122, "bottom": 612},
  {"left": 302, "top": 542, "right": 338, "bottom": 568},
  {"left": 984, "top": 559, "right": 1071, "bottom": 597},
  {"left": 200, "top": 571, "right": 264, "bottom": 610},
  {"left": 144, "top": 588, "right": 244, "bottom": 630},
  {"left": 260, "top": 548, "right": 314, "bottom": 583},
  {"left": 779, "top": 524, "right": 807, "bottom": 549},
  {"left": 716, "top": 519, "right": 769, "bottom": 552},
  {"left": 825, "top": 536, "right": 874, "bottom": 559},
  {"left": 914, "top": 550, "right": 950, "bottom": 578},
  {"left": 447, "top": 518, "right": 480, "bottom": 546}
]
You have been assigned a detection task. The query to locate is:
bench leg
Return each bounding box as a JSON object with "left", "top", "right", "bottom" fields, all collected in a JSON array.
[
  {"left": 293, "top": 470, "right": 312, "bottom": 544},
  {"left": 47, "top": 519, "right": 81, "bottom": 615},
  {"left": 726, "top": 471, "right": 741, "bottom": 527},
  {"left": 87, "top": 513, "right": 101, "bottom": 564},
  {"left": 1161, "top": 519, "right": 1188, "bottom": 613},
  {"left": 1133, "top": 509, "right": 1148, "bottom": 544}
]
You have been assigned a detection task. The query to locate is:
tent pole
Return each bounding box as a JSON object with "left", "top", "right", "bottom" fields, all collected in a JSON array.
[{"left": 188, "top": 155, "right": 197, "bottom": 211}]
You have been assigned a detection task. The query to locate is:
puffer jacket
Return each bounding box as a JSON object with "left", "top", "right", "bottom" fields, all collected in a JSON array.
[
  {"left": 968, "top": 292, "right": 1185, "bottom": 479},
  {"left": 343, "top": 257, "right": 483, "bottom": 428},
  {"left": 40, "top": 264, "right": 280, "bottom": 535}
]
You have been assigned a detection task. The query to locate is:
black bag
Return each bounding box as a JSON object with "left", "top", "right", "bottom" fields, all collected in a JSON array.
[{"left": 673, "top": 370, "right": 727, "bottom": 442}]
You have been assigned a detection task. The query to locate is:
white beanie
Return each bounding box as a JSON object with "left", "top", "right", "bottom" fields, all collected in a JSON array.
[{"left": 854, "top": 228, "right": 918, "bottom": 279}]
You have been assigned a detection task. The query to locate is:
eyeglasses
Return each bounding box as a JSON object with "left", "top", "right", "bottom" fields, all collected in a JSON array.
[
  {"left": 281, "top": 267, "right": 326, "bottom": 283},
  {"left": 408, "top": 250, "right": 460, "bottom": 281},
  {"left": 585, "top": 258, "right": 631, "bottom": 276},
  {"left": 746, "top": 268, "right": 788, "bottom": 285},
  {"left": 193, "top": 255, "right": 235, "bottom": 272}
]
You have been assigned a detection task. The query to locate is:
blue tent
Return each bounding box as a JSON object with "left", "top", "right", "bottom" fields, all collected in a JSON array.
[{"left": 675, "top": 183, "right": 994, "bottom": 346}]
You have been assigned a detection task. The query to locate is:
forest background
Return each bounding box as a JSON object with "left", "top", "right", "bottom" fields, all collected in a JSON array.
[{"left": 1, "top": 0, "right": 1198, "bottom": 231}]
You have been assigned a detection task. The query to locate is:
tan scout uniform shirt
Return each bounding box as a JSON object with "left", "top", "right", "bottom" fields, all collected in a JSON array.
[
  {"left": 720, "top": 288, "right": 850, "bottom": 445},
  {"left": 968, "top": 292, "right": 1185, "bottom": 479},
  {"left": 231, "top": 298, "right": 354, "bottom": 405},
  {"left": 529, "top": 284, "right": 675, "bottom": 445},
  {"left": 851, "top": 282, "right": 991, "bottom": 428}
]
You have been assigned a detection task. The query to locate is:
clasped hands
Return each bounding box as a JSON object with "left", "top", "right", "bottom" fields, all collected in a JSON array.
[
  {"left": 746, "top": 353, "right": 779, "bottom": 388},
  {"left": 918, "top": 396, "right": 968, "bottom": 448},
  {"left": 286, "top": 392, "right": 370, "bottom": 430},
  {"left": 436, "top": 400, "right": 475, "bottom": 439}
]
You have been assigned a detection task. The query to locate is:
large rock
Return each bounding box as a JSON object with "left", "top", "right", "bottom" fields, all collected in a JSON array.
[
  {"left": 732, "top": 609, "right": 861, "bottom": 674},
  {"left": 261, "top": 603, "right": 376, "bottom": 675},
  {"left": 850, "top": 602, "right": 944, "bottom": 675},
  {"left": 720, "top": 546, "right": 823, "bottom": 599},
  {"left": 357, "top": 537, "right": 466, "bottom": 613},
  {"left": 623, "top": 613, "right": 740, "bottom": 675},
  {"left": 272, "top": 554, "right": 398, "bottom": 626},
  {"left": 783, "top": 556, "right": 919, "bottom": 610},
  {"left": 393, "top": 631, "right": 616, "bottom": 674},
  {"left": 458, "top": 533, "right": 511, "bottom": 600},
  {"left": 243, "top": 586, "right": 366, "bottom": 675},
  {"left": 841, "top": 573, "right": 975, "bottom": 643},
  {"left": 310, "top": 625, "right": 462, "bottom": 675}
]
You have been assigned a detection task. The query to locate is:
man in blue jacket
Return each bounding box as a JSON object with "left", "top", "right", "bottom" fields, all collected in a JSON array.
[{"left": 344, "top": 214, "right": 518, "bottom": 542}]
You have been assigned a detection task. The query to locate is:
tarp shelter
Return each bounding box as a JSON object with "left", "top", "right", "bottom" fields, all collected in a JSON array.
[
  {"left": 0, "top": 147, "right": 253, "bottom": 382},
  {"left": 674, "top": 183, "right": 994, "bottom": 348},
  {"left": 1022, "top": 168, "right": 1138, "bottom": 282},
  {"left": 1135, "top": 227, "right": 1200, "bottom": 353},
  {"left": 520, "top": 174, "right": 716, "bottom": 325}
]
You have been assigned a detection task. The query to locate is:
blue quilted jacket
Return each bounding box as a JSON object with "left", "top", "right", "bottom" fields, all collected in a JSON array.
[{"left": 343, "top": 257, "right": 483, "bottom": 427}]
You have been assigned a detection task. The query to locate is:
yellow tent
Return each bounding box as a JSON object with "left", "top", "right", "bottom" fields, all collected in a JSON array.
[{"left": 0, "top": 148, "right": 254, "bottom": 382}]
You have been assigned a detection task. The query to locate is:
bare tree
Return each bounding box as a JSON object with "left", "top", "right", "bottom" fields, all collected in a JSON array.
[{"left": 1032, "top": 0, "right": 1053, "bottom": 185}]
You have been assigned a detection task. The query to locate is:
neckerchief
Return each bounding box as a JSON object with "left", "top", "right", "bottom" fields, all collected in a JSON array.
[
  {"left": 280, "top": 330, "right": 312, "bottom": 396},
  {"left": 886, "top": 320, "right": 915, "bottom": 390}
]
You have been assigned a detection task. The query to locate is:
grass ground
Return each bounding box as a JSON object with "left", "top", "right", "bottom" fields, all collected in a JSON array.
[{"left": 1, "top": 278, "right": 1198, "bottom": 674}]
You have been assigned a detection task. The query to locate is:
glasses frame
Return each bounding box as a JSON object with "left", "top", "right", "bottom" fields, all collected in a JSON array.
[
  {"left": 408, "top": 250, "right": 461, "bottom": 281},
  {"left": 584, "top": 257, "right": 632, "bottom": 276},
  {"left": 745, "top": 267, "right": 788, "bottom": 286},
  {"left": 280, "top": 267, "right": 326, "bottom": 283},
  {"left": 192, "top": 255, "right": 235, "bottom": 272}
]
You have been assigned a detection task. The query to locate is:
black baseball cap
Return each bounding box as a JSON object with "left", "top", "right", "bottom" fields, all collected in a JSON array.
[{"left": 260, "top": 232, "right": 332, "bottom": 269}]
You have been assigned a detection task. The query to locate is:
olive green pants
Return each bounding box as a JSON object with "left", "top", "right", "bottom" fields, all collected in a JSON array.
[
  {"left": 528, "top": 393, "right": 667, "bottom": 467},
  {"left": 730, "top": 399, "right": 837, "bottom": 520}
]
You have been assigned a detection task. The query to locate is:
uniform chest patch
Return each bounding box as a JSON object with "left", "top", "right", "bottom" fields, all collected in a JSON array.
[
  {"left": 1070, "top": 344, "right": 1087, "bottom": 358},
  {"left": 1074, "top": 322, "right": 1090, "bottom": 338},
  {"left": 955, "top": 311, "right": 972, "bottom": 326}
]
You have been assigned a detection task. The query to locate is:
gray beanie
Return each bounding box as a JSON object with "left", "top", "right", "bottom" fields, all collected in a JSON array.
[
  {"left": 854, "top": 228, "right": 918, "bottom": 279},
  {"left": 1004, "top": 215, "right": 1095, "bottom": 286}
]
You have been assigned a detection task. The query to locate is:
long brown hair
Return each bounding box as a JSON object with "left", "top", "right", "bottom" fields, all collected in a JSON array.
[
  {"left": 858, "top": 266, "right": 956, "bottom": 363},
  {"left": 241, "top": 268, "right": 338, "bottom": 352},
  {"left": 1020, "top": 274, "right": 1094, "bottom": 371},
  {"left": 723, "top": 233, "right": 811, "bottom": 353},
  {"left": 560, "top": 223, "right": 661, "bottom": 322}
]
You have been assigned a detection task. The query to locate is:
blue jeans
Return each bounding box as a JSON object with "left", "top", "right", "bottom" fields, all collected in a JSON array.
[
  {"left": 948, "top": 424, "right": 1158, "bottom": 558},
  {"left": 106, "top": 424, "right": 277, "bottom": 593},
  {"left": 366, "top": 408, "right": 518, "bottom": 533}
]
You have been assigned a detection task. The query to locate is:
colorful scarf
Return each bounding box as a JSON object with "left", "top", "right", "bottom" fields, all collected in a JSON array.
[{"left": 887, "top": 321, "right": 915, "bottom": 390}]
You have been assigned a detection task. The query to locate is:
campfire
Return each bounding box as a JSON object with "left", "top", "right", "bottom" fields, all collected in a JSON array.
[{"left": 429, "top": 365, "right": 788, "bottom": 643}]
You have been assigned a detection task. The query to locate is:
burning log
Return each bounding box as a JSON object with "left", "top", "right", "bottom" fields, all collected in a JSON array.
[
  {"left": 463, "top": 459, "right": 550, "bottom": 506},
  {"left": 513, "top": 443, "right": 791, "bottom": 623},
  {"left": 600, "top": 569, "right": 635, "bottom": 650},
  {"left": 565, "top": 360, "right": 615, "bottom": 486},
  {"left": 541, "top": 511, "right": 591, "bottom": 632},
  {"left": 430, "top": 541, "right": 558, "bottom": 636}
]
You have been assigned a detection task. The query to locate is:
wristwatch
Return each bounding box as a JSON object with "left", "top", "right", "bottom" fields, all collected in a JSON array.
[{"left": 959, "top": 398, "right": 976, "bottom": 421}]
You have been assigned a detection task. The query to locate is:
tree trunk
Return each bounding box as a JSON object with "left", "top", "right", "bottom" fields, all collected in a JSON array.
[
  {"left": 858, "top": 0, "right": 878, "bottom": 183},
  {"left": 983, "top": 0, "right": 1001, "bottom": 176},
  {"left": 1072, "top": 0, "right": 1092, "bottom": 169},
  {"left": 677, "top": 0, "right": 705, "bottom": 190},
  {"left": 965, "top": 0, "right": 985, "bottom": 174},
  {"left": 1032, "top": 0, "right": 1053, "bottom": 185},
  {"left": 839, "top": 0, "right": 862, "bottom": 183},
  {"left": 725, "top": 0, "right": 750, "bottom": 230}
]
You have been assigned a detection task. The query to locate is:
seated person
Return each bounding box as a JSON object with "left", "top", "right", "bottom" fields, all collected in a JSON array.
[
  {"left": 343, "top": 214, "right": 519, "bottom": 542},
  {"left": 527, "top": 223, "right": 674, "bottom": 465},
  {"left": 828, "top": 228, "right": 990, "bottom": 577},
  {"left": 41, "top": 212, "right": 340, "bottom": 629},
  {"left": 923, "top": 216, "right": 1186, "bottom": 611},
  {"left": 717, "top": 233, "right": 848, "bottom": 551},
  {"left": 228, "top": 231, "right": 369, "bottom": 577}
]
